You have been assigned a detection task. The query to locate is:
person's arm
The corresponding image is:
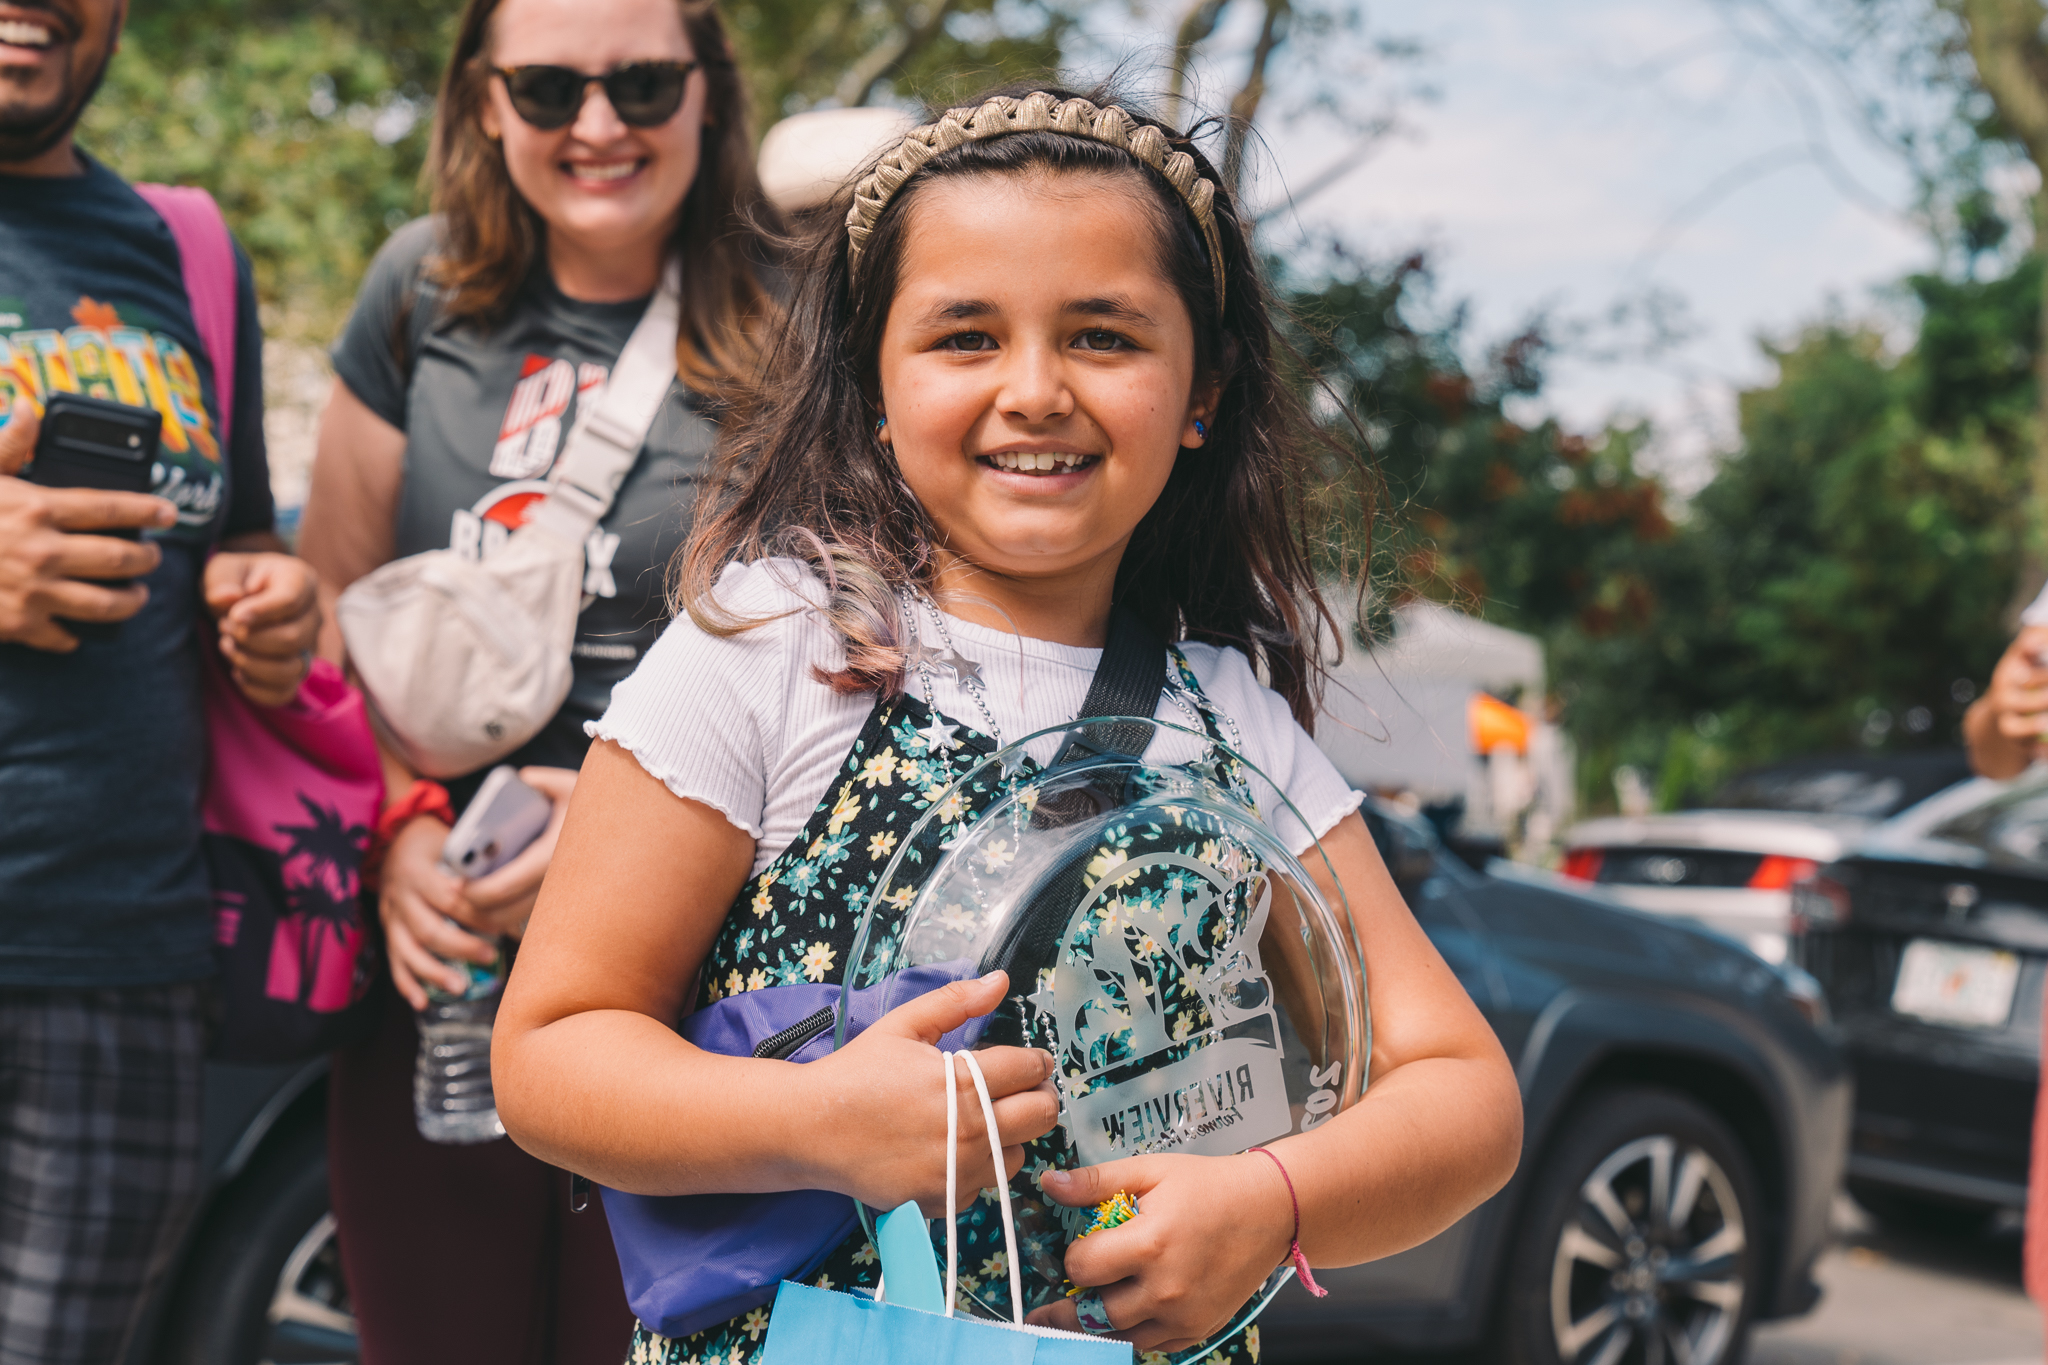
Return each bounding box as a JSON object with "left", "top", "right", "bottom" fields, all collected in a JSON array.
[
  {"left": 1966, "top": 625, "right": 2048, "bottom": 778},
  {"left": 297, "top": 379, "right": 404, "bottom": 665},
  {"left": 299, "top": 378, "right": 580, "bottom": 1002},
  {"left": 493, "top": 738, "right": 1063, "bottom": 1210},
  {"left": 196, "top": 242, "right": 320, "bottom": 708},
  {"left": 1025, "top": 810, "right": 1523, "bottom": 1353},
  {"left": 204, "top": 540, "right": 321, "bottom": 707}
]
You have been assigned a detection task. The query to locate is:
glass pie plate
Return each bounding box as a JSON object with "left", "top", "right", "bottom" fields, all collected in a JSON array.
[{"left": 836, "top": 715, "right": 1369, "bottom": 1359}]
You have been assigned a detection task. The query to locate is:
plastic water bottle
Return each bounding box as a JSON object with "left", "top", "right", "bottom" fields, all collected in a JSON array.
[{"left": 413, "top": 940, "right": 508, "bottom": 1144}]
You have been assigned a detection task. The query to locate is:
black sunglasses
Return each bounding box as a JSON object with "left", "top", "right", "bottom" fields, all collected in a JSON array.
[{"left": 492, "top": 60, "right": 705, "bottom": 130}]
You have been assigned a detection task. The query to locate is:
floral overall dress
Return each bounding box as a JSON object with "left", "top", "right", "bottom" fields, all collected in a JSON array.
[{"left": 627, "top": 656, "right": 1264, "bottom": 1365}]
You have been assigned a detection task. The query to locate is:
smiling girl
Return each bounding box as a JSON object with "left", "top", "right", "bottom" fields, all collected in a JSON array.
[
  {"left": 295, "top": 0, "right": 779, "bottom": 1359},
  {"left": 493, "top": 85, "right": 1522, "bottom": 1363}
]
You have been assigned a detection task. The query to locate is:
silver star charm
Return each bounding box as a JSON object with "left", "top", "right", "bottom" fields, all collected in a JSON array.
[
  {"left": 938, "top": 648, "right": 984, "bottom": 686},
  {"left": 917, "top": 716, "right": 961, "bottom": 752}
]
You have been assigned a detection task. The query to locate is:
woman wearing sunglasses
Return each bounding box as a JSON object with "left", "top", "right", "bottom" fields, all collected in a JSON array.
[{"left": 295, "top": 0, "right": 778, "bottom": 1359}]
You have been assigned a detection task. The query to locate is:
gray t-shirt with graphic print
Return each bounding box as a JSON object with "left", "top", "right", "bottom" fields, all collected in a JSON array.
[{"left": 332, "top": 217, "right": 712, "bottom": 784}]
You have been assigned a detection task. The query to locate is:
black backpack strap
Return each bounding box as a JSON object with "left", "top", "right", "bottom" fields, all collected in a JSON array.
[
  {"left": 979, "top": 605, "right": 1170, "bottom": 990},
  {"left": 1058, "top": 604, "right": 1169, "bottom": 763}
]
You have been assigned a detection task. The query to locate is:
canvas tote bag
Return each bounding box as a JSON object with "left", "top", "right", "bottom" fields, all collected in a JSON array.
[{"left": 335, "top": 266, "right": 680, "bottom": 778}]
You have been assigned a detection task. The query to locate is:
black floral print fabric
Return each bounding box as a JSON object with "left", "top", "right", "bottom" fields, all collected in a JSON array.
[{"left": 628, "top": 656, "right": 1265, "bottom": 1365}]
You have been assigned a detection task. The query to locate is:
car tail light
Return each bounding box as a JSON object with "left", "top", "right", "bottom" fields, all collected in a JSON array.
[
  {"left": 1790, "top": 873, "right": 1851, "bottom": 931},
  {"left": 1561, "top": 849, "right": 1604, "bottom": 881},
  {"left": 1748, "top": 855, "right": 1819, "bottom": 890}
]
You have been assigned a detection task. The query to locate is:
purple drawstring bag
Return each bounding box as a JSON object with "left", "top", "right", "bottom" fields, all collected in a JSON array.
[{"left": 601, "top": 961, "right": 989, "bottom": 1337}]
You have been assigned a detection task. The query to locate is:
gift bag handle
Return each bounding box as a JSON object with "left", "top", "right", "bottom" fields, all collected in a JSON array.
[
  {"left": 873, "top": 1049, "right": 1027, "bottom": 1324},
  {"left": 944, "top": 1049, "right": 1026, "bottom": 1324}
]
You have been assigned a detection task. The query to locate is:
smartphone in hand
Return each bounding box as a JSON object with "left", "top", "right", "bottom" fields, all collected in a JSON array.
[
  {"left": 26, "top": 394, "right": 162, "bottom": 504},
  {"left": 440, "top": 766, "right": 553, "bottom": 880},
  {"left": 24, "top": 395, "right": 164, "bottom": 642}
]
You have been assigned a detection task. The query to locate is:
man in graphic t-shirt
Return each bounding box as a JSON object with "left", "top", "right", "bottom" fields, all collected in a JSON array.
[{"left": 0, "top": 4, "right": 321, "bottom": 1361}]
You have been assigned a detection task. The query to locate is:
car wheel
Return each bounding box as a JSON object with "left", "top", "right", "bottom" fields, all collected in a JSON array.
[
  {"left": 159, "top": 1120, "right": 359, "bottom": 1365},
  {"left": 1499, "top": 1087, "right": 1760, "bottom": 1365},
  {"left": 1845, "top": 1179, "right": 1995, "bottom": 1238}
]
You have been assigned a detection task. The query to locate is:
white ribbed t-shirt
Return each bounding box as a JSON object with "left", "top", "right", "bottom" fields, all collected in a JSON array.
[{"left": 590, "top": 559, "right": 1364, "bottom": 876}]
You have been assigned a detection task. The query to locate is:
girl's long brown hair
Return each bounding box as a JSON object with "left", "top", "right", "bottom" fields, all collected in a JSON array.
[
  {"left": 428, "top": 0, "right": 779, "bottom": 389},
  {"left": 680, "top": 81, "right": 1359, "bottom": 730}
]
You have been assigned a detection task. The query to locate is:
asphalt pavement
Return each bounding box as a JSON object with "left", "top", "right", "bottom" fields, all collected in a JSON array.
[
  {"left": 1272, "top": 1197, "right": 2042, "bottom": 1364},
  {"left": 1749, "top": 1199, "right": 2041, "bottom": 1365}
]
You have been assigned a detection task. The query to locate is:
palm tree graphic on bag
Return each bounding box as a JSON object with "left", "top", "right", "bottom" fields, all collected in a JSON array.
[{"left": 264, "top": 796, "right": 374, "bottom": 1012}]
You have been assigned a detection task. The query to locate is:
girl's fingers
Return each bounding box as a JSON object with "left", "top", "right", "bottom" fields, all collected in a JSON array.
[
  {"left": 966, "top": 1045, "right": 1056, "bottom": 1098},
  {"left": 988, "top": 1079, "right": 1061, "bottom": 1146},
  {"left": 942, "top": 1143, "right": 1028, "bottom": 1212},
  {"left": 868, "top": 970, "right": 1009, "bottom": 1042},
  {"left": 1025, "top": 1279, "right": 1171, "bottom": 1348},
  {"left": 1030, "top": 1286, "right": 1214, "bottom": 1355},
  {"left": 1038, "top": 1155, "right": 1163, "bottom": 1209}
]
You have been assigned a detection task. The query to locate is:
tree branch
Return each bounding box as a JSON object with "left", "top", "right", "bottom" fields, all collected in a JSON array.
[
  {"left": 834, "top": 0, "right": 962, "bottom": 108},
  {"left": 1959, "top": 0, "right": 2048, "bottom": 157},
  {"left": 1223, "top": 0, "right": 1291, "bottom": 194},
  {"left": 1253, "top": 115, "right": 1394, "bottom": 222},
  {"left": 1166, "top": 0, "right": 1232, "bottom": 129}
]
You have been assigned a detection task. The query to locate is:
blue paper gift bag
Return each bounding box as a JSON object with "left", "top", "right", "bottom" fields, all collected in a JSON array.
[
  {"left": 761, "top": 1052, "right": 1130, "bottom": 1364},
  {"left": 759, "top": 1282, "right": 1128, "bottom": 1365}
]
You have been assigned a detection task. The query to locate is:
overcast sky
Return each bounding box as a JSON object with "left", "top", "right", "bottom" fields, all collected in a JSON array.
[{"left": 1109, "top": 0, "right": 1957, "bottom": 485}]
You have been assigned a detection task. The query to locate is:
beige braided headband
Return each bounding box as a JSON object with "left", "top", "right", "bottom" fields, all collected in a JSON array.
[{"left": 845, "top": 91, "right": 1227, "bottom": 314}]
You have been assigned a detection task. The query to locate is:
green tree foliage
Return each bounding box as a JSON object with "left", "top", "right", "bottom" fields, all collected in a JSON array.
[
  {"left": 82, "top": 0, "right": 449, "bottom": 340},
  {"left": 728, "top": 0, "right": 1079, "bottom": 125},
  {"left": 1603, "top": 266, "right": 2035, "bottom": 786},
  {"left": 1282, "top": 251, "right": 1675, "bottom": 657},
  {"left": 1286, "top": 247, "right": 2037, "bottom": 809}
]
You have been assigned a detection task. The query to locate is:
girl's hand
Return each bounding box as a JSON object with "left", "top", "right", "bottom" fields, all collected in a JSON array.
[
  {"left": 803, "top": 971, "right": 1060, "bottom": 1216},
  {"left": 1026, "top": 1152, "right": 1295, "bottom": 1353},
  {"left": 461, "top": 766, "right": 577, "bottom": 936},
  {"left": 379, "top": 815, "right": 493, "bottom": 1009}
]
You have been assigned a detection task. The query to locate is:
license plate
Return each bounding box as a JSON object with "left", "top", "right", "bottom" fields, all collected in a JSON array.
[{"left": 1891, "top": 939, "right": 2021, "bottom": 1029}]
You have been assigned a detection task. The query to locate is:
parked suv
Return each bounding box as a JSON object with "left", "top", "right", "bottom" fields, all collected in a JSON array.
[
  {"left": 1794, "top": 773, "right": 2048, "bottom": 1232},
  {"left": 134, "top": 801, "right": 1847, "bottom": 1365}
]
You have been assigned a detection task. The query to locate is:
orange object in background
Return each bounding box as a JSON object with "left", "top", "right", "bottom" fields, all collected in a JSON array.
[
  {"left": 1469, "top": 692, "right": 1533, "bottom": 756},
  {"left": 1747, "top": 854, "right": 1818, "bottom": 890}
]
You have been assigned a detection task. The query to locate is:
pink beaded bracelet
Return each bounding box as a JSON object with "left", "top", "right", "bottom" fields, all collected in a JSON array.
[{"left": 1247, "top": 1145, "right": 1326, "bottom": 1298}]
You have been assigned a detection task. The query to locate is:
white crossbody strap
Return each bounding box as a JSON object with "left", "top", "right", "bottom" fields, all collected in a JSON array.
[{"left": 527, "top": 260, "right": 682, "bottom": 544}]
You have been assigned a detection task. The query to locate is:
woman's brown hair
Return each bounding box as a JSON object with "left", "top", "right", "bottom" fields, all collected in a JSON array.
[
  {"left": 428, "top": 0, "right": 779, "bottom": 389},
  {"left": 680, "top": 81, "right": 1359, "bottom": 731}
]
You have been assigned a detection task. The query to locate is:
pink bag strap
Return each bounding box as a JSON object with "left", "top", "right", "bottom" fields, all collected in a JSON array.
[{"left": 133, "top": 183, "right": 237, "bottom": 447}]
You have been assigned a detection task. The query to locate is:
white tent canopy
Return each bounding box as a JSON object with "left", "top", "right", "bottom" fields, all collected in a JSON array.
[{"left": 1317, "top": 599, "right": 1546, "bottom": 812}]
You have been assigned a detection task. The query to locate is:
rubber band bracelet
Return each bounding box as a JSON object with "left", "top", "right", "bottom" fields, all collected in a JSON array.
[{"left": 1247, "top": 1145, "right": 1326, "bottom": 1298}]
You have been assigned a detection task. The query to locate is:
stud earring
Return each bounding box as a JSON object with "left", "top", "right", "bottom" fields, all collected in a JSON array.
[
  {"left": 1193, "top": 418, "right": 1208, "bottom": 439},
  {"left": 876, "top": 415, "right": 887, "bottom": 432}
]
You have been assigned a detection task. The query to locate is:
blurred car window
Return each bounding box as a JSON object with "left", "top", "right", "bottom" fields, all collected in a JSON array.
[
  {"left": 1928, "top": 779, "right": 2048, "bottom": 871},
  {"left": 1705, "top": 750, "right": 1971, "bottom": 818},
  {"left": 1713, "top": 770, "right": 1906, "bottom": 817}
]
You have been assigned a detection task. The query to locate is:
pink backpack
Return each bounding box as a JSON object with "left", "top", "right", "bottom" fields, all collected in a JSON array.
[{"left": 137, "top": 183, "right": 387, "bottom": 1061}]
